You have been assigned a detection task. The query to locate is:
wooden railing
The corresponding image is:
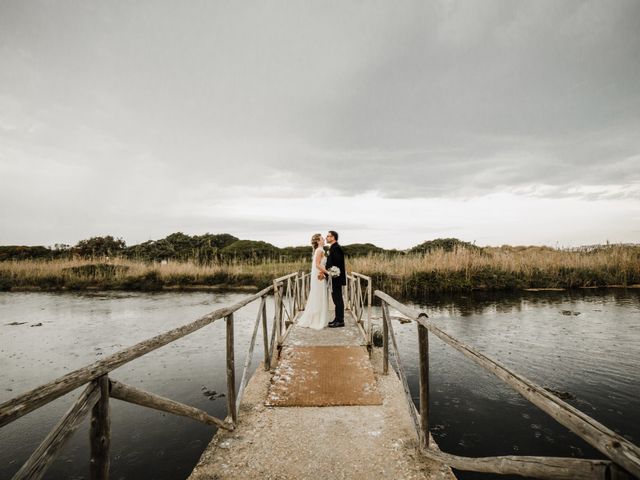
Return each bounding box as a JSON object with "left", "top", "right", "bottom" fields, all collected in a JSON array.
[
  {"left": 270, "top": 271, "right": 308, "bottom": 367},
  {"left": 0, "top": 272, "right": 306, "bottom": 480},
  {"left": 375, "top": 289, "right": 640, "bottom": 480},
  {"left": 346, "top": 272, "right": 372, "bottom": 347}
]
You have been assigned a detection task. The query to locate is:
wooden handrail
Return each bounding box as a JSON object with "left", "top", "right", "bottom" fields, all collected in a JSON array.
[
  {"left": 374, "top": 289, "right": 640, "bottom": 479},
  {"left": 109, "top": 379, "right": 232, "bottom": 431},
  {"left": 273, "top": 272, "right": 298, "bottom": 284},
  {"left": 351, "top": 272, "right": 372, "bottom": 280},
  {"left": 420, "top": 449, "right": 613, "bottom": 480},
  {"left": 0, "top": 284, "right": 273, "bottom": 427}
]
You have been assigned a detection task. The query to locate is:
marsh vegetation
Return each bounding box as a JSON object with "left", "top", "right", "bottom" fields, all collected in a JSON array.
[{"left": 1, "top": 235, "right": 638, "bottom": 295}]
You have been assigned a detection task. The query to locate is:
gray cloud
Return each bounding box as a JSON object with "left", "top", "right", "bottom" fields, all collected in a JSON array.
[{"left": 1, "top": 1, "right": 639, "bottom": 245}]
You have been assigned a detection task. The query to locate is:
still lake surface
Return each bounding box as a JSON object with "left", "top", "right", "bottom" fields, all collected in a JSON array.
[{"left": 1, "top": 289, "right": 638, "bottom": 480}]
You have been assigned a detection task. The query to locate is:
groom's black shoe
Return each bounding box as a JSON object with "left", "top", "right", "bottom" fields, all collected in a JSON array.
[{"left": 329, "top": 321, "right": 345, "bottom": 328}]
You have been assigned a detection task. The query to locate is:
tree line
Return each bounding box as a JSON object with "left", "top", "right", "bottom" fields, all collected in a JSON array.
[{"left": 0, "top": 233, "right": 479, "bottom": 263}]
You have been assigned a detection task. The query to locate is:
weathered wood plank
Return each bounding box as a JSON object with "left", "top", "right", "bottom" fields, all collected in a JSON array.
[
  {"left": 382, "top": 302, "right": 389, "bottom": 375},
  {"left": 356, "top": 280, "right": 364, "bottom": 324},
  {"left": 90, "top": 375, "right": 110, "bottom": 480},
  {"left": 279, "top": 312, "right": 298, "bottom": 345},
  {"left": 417, "top": 319, "right": 430, "bottom": 450},
  {"left": 0, "top": 285, "right": 273, "bottom": 428},
  {"left": 382, "top": 302, "right": 420, "bottom": 438},
  {"left": 226, "top": 314, "right": 237, "bottom": 425},
  {"left": 421, "top": 448, "right": 612, "bottom": 480},
  {"left": 236, "top": 297, "right": 266, "bottom": 411},
  {"left": 353, "top": 316, "right": 368, "bottom": 344},
  {"left": 366, "top": 278, "right": 372, "bottom": 347},
  {"left": 268, "top": 298, "right": 278, "bottom": 371},
  {"left": 13, "top": 383, "right": 100, "bottom": 480},
  {"left": 261, "top": 296, "right": 270, "bottom": 371},
  {"left": 273, "top": 272, "right": 298, "bottom": 284},
  {"left": 109, "top": 379, "right": 232, "bottom": 431},
  {"left": 274, "top": 283, "right": 283, "bottom": 349},
  {"left": 375, "top": 290, "right": 640, "bottom": 478}
]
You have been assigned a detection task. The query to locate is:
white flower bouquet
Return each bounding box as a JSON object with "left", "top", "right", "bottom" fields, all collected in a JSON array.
[{"left": 328, "top": 266, "right": 341, "bottom": 278}]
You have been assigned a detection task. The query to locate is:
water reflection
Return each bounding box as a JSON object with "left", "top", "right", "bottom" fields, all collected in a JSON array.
[{"left": 410, "top": 288, "right": 640, "bottom": 317}]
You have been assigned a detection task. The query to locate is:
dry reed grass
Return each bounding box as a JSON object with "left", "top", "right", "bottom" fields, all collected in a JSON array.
[
  {"left": 348, "top": 245, "right": 640, "bottom": 296},
  {"left": 349, "top": 245, "right": 639, "bottom": 278},
  {"left": 1, "top": 245, "right": 638, "bottom": 294},
  {"left": 0, "top": 257, "right": 307, "bottom": 290}
]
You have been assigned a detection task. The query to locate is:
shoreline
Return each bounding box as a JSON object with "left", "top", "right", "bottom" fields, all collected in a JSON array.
[{"left": 3, "top": 283, "right": 639, "bottom": 294}]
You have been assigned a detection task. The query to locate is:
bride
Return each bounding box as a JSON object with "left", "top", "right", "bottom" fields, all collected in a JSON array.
[{"left": 297, "top": 233, "right": 330, "bottom": 330}]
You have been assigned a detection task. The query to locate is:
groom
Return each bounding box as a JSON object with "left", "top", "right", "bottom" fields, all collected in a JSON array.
[{"left": 324, "top": 230, "right": 346, "bottom": 328}]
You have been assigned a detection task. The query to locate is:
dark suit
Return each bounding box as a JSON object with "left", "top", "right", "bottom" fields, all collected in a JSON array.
[{"left": 325, "top": 242, "right": 346, "bottom": 323}]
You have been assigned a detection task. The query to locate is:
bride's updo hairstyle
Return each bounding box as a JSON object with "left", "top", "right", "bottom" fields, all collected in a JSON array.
[{"left": 311, "top": 233, "right": 322, "bottom": 250}]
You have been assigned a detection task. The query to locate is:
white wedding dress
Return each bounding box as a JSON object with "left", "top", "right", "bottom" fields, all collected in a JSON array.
[{"left": 296, "top": 247, "right": 329, "bottom": 330}]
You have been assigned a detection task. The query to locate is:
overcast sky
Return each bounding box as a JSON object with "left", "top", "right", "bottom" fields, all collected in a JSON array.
[{"left": 1, "top": 1, "right": 639, "bottom": 249}]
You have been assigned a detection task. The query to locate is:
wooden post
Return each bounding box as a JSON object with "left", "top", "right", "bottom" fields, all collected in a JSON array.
[
  {"left": 357, "top": 279, "right": 363, "bottom": 323},
  {"left": 417, "top": 316, "right": 429, "bottom": 449},
  {"left": 278, "top": 285, "right": 284, "bottom": 342},
  {"left": 352, "top": 278, "right": 358, "bottom": 317},
  {"left": 274, "top": 283, "right": 282, "bottom": 349},
  {"left": 225, "top": 314, "right": 236, "bottom": 424},
  {"left": 367, "top": 279, "right": 373, "bottom": 347},
  {"left": 382, "top": 301, "right": 389, "bottom": 375},
  {"left": 261, "top": 295, "right": 270, "bottom": 371},
  {"left": 352, "top": 278, "right": 356, "bottom": 311},
  {"left": 284, "top": 278, "right": 289, "bottom": 317},
  {"left": 269, "top": 300, "right": 278, "bottom": 371},
  {"left": 90, "top": 375, "right": 110, "bottom": 480},
  {"left": 287, "top": 278, "right": 293, "bottom": 318}
]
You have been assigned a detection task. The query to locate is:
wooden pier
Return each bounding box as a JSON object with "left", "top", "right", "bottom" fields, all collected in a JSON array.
[
  {"left": 189, "top": 296, "right": 454, "bottom": 479},
  {"left": 1, "top": 271, "right": 639, "bottom": 480}
]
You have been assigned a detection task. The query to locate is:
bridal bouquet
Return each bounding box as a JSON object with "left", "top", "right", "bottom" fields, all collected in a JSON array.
[{"left": 328, "top": 266, "right": 341, "bottom": 278}]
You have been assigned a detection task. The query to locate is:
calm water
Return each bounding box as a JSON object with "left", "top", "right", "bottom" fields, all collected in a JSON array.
[
  {"left": 397, "top": 289, "right": 640, "bottom": 480},
  {"left": 1, "top": 289, "right": 639, "bottom": 480},
  {"left": 0, "top": 291, "right": 273, "bottom": 480}
]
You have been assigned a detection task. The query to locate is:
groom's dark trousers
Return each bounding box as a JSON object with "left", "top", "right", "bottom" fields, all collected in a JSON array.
[
  {"left": 326, "top": 242, "right": 346, "bottom": 323},
  {"left": 331, "top": 281, "right": 344, "bottom": 323}
]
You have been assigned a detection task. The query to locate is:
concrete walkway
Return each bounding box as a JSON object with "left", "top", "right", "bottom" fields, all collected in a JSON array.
[{"left": 188, "top": 312, "right": 455, "bottom": 480}]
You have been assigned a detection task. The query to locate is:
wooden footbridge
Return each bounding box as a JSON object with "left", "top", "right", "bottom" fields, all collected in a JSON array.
[{"left": 1, "top": 272, "right": 639, "bottom": 479}]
